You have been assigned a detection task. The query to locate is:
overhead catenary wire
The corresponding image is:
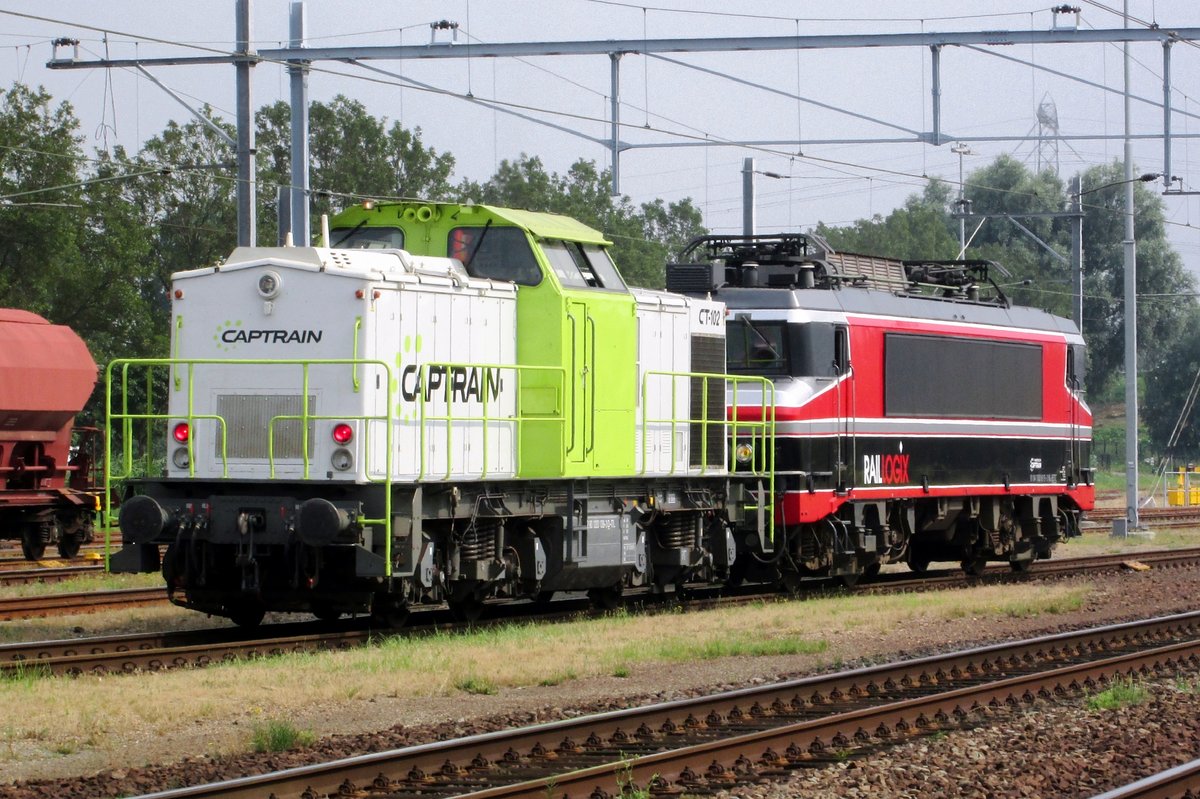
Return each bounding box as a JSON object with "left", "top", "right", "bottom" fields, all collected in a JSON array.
[{"left": 3, "top": 4, "right": 1199, "bottom": 257}]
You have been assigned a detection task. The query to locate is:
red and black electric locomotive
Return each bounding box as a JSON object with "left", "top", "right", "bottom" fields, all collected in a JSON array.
[{"left": 668, "top": 233, "right": 1093, "bottom": 585}]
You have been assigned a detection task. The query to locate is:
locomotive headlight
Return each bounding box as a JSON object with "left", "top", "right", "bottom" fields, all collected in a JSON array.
[
  {"left": 257, "top": 270, "right": 282, "bottom": 299},
  {"left": 331, "top": 448, "right": 353, "bottom": 471},
  {"left": 171, "top": 447, "right": 191, "bottom": 470},
  {"left": 734, "top": 442, "right": 754, "bottom": 464}
]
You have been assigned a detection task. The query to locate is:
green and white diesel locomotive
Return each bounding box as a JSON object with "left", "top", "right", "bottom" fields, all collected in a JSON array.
[{"left": 109, "top": 202, "right": 773, "bottom": 625}]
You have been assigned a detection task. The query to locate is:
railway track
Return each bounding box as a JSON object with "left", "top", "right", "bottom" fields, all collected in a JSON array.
[
  {"left": 121, "top": 611, "right": 1200, "bottom": 799},
  {"left": 5, "top": 547, "right": 1200, "bottom": 678},
  {"left": 1085, "top": 505, "right": 1200, "bottom": 525},
  {"left": 1090, "top": 757, "right": 1200, "bottom": 798},
  {"left": 0, "top": 564, "right": 104, "bottom": 586},
  {"left": 0, "top": 586, "right": 166, "bottom": 622}
]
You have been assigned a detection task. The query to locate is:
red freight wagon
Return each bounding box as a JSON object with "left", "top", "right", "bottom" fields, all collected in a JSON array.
[{"left": 0, "top": 309, "right": 100, "bottom": 559}]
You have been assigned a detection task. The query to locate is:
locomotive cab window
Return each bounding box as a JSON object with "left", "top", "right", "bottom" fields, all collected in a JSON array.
[
  {"left": 448, "top": 226, "right": 542, "bottom": 286},
  {"left": 786, "top": 322, "right": 840, "bottom": 379},
  {"left": 1068, "top": 344, "right": 1086, "bottom": 390},
  {"left": 541, "top": 240, "right": 631, "bottom": 291},
  {"left": 582, "top": 245, "right": 627, "bottom": 291},
  {"left": 727, "top": 318, "right": 788, "bottom": 375},
  {"left": 328, "top": 225, "right": 405, "bottom": 250}
]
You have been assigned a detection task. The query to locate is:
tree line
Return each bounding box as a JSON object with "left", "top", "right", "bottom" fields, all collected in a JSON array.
[{"left": 2, "top": 81, "right": 1198, "bottom": 455}]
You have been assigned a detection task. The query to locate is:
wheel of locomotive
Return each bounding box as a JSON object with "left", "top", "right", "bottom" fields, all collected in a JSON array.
[
  {"left": 448, "top": 594, "right": 485, "bottom": 623},
  {"left": 907, "top": 548, "right": 931, "bottom": 574},
  {"left": 863, "top": 562, "right": 882, "bottom": 579},
  {"left": 587, "top": 583, "right": 623, "bottom": 611},
  {"left": 56, "top": 534, "right": 82, "bottom": 559},
  {"left": 311, "top": 604, "right": 343, "bottom": 622},
  {"left": 227, "top": 602, "right": 266, "bottom": 628},
  {"left": 20, "top": 526, "right": 45, "bottom": 561},
  {"left": 369, "top": 599, "right": 410, "bottom": 629},
  {"left": 837, "top": 571, "right": 861, "bottom": 588},
  {"left": 961, "top": 553, "right": 989, "bottom": 576},
  {"left": 1009, "top": 558, "right": 1034, "bottom": 574},
  {"left": 533, "top": 590, "right": 555, "bottom": 606}
]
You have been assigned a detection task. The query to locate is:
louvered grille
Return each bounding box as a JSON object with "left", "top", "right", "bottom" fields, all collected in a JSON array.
[
  {"left": 215, "top": 394, "right": 315, "bottom": 459},
  {"left": 689, "top": 336, "right": 726, "bottom": 469}
]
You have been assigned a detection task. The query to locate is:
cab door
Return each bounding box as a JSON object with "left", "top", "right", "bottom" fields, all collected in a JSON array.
[{"left": 566, "top": 298, "right": 593, "bottom": 465}]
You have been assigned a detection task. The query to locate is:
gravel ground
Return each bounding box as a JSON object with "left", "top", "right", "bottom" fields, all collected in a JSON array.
[{"left": 3, "top": 560, "right": 1200, "bottom": 799}]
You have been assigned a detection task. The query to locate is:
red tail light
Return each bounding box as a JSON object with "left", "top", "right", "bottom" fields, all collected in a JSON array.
[
  {"left": 332, "top": 423, "right": 353, "bottom": 445},
  {"left": 173, "top": 423, "right": 190, "bottom": 443}
]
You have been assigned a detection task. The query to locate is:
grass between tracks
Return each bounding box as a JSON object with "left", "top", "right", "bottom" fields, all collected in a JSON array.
[
  {"left": 0, "top": 571, "right": 165, "bottom": 601},
  {"left": 0, "top": 581, "right": 1091, "bottom": 766}
]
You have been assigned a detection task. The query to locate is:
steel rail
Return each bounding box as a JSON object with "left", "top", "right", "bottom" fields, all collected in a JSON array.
[
  {"left": 0, "top": 564, "right": 103, "bottom": 586},
  {"left": 1088, "top": 757, "right": 1200, "bottom": 798},
  {"left": 471, "top": 638, "right": 1200, "bottom": 799},
  {"left": 121, "top": 611, "right": 1200, "bottom": 799},
  {"left": 0, "top": 587, "right": 166, "bottom": 621}
]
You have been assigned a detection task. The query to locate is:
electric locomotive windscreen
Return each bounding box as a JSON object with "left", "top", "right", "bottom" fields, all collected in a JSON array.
[
  {"left": 449, "top": 226, "right": 542, "bottom": 286},
  {"left": 727, "top": 319, "right": 840, "bottom": 378},
  {"left": 328, "top": 225, "right": 405, "bottom": 249}
]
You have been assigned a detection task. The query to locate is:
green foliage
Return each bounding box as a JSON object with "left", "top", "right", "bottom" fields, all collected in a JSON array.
[
  {"left": 1144, "top": 306, "right": 1200, "bottom": 457},
  {"left": 457, "top": 154, "right": 706, "bottom": 287},
  {"left": 454, "top": 674, "right": 498, "bottom": 695},
  {"left": 0, "top": 661, "right": 52, "bottom": 686},
  {"left": 815, "top": 153, "right": 1198, "bottom": 416},
  {"left": 1078, "top": 161, "right": 1196, "bottom": 390},
  {"left": 249, "top": 719, "right": 315, "bottom": 753},
  {"left": 0, "top": 83, "right": 86, "bottom": 315},
  {"left": 815, "top": 180, "right": 958, "bottom": 260},
  {"left": 1086, "top": 677, "right": 1148, "bottom": 711},
  {"left": 257, "top": 95, "right": 456, "bottom": 243}
]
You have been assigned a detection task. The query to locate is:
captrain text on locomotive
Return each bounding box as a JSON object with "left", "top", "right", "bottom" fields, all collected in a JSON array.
[{"left": 107, "top": 202, "right": 1093, "bottom": 626}]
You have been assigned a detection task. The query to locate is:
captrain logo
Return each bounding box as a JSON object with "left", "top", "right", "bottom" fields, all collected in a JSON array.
[{"left": 213, "top": 320, "right": 323, "bottom": 352}]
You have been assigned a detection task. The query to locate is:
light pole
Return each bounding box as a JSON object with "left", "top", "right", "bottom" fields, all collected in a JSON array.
[
  {"left": 1075, "top": 170, "right": 1161, "bottom": 535},
  {"left": 951, "top": 142, "right": 976, "bottom": 255}
]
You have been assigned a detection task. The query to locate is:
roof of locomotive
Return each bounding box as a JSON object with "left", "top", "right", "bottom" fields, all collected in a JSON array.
[
  {"left": 174, "top": 246, "right": 513, "bottom": 294},
  {"left": 667, "top": 232, "right": 1083, "bottom": 339},
  {"left": 716, "top": 283, "right": 1081, "bottom": 338},
  {"left": 330, "top": 201, "right": 612, "bottom": 246}
]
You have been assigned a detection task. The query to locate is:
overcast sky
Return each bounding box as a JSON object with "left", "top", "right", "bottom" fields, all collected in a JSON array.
[{"left": 2, "top": 1, "right": 1199, "bottom": 277}]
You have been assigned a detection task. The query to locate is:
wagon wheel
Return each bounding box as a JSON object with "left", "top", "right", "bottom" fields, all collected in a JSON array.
[
  {"left": 20, "top": 526, "right": 46, "bottom": 562},
  {"left": 57, "top": 533, "right": 82, "bottom": 559}
]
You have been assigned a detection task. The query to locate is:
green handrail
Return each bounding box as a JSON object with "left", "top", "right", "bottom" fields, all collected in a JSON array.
[{"left": 104, "top": 357, "right": 396, "bottom": 576}]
